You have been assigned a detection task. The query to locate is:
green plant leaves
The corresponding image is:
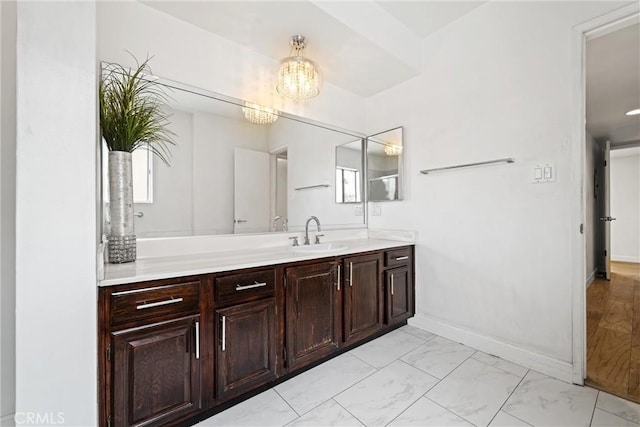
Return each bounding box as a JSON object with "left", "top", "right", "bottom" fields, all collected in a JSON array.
[{"left": 99, "top": 56, "right": 175, "bottom": 166}]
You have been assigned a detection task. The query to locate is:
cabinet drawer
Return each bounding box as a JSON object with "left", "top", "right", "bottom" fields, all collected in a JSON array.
[
  {"left": 110, "top": 281, "right": 200, "bottom": 326},
  {"left": 384, "top": 247, "right": 412, "bottom": 268},
  {"left": 215, "top": 269, "right": 275, "bottom": 305}
]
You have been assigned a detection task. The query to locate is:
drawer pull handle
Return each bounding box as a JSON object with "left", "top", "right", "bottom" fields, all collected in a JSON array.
[
  {"left": 395, "top": 256, "right": 409, "bottom": 261},
  {"left": 136, "top": 297, "right": 183, "bottom": 310},
  {"left": 195, "top": 321, "right": 200, "bottom": 360},
  {"left": 349, "top": 262, "right": 353, "bottom": 287},
  {"left": 221, "top": 315, "right": 227, "bottom": 351},
  {"left": 235, "top": 281, "right": 267, "bottom": 291}
]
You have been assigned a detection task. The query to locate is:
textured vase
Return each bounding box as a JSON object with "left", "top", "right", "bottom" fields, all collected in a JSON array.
[{"left": 108, "top": 151, "right": 136, "bottom": 263}]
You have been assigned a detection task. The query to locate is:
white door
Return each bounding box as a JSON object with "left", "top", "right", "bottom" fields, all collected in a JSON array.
[
  {"left": 601, "top": 140, "right": 616, "bottom": 280},
  {"left": 234, "top": 148, "right": 270, "bottom": 234}
]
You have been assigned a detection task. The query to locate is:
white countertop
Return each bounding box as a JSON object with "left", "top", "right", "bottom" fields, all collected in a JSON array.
[{"left": 100, "top": 237, "right": 414, "bottom": 287}]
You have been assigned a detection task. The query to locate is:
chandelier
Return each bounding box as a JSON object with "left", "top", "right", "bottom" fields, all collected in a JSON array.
[
  {"left": 242, "top": 102, "right": 279, "bottom": 125},
  {"left": 276, "top": 35, "right": 320, "bottom": 100},
  {"left": 384, "top": 144, "right": 402, "bottom": 156}
]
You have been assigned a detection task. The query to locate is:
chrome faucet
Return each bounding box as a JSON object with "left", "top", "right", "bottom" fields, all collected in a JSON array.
[
  {"left": 273, "top": 216, "right": 288, "bottom": 231},
  {"left": 304, "top": 216, "right": 321, "bottom": 245}
]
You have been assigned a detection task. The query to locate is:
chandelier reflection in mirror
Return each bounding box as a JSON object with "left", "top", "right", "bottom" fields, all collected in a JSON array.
[
  {"left": 276, "top": 35, "right": 320, "bottom": 100},
  {"left": 384, "top": 144, "right": 402, "bottom": 156},
  {"left": 242, "top": 102, "right": 279, "bottom": 124}
]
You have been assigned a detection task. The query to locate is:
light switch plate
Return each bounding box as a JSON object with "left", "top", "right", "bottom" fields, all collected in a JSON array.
[
  {"left": 355, "top": 205, "right": 363, "bottom": 216},
  {"left": 372, "top": 204, "right": 382, "bottom": 216},
  {"left": 532, "top": 162, "right": 556, "bottom": 183}
]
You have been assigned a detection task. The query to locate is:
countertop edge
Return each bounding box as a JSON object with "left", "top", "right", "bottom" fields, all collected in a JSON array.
[{"left": 99, "top": 238, "right": 414, "bottom": 287}]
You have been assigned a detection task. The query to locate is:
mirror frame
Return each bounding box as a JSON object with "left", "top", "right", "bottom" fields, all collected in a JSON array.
[{"left": 98, "top": 66, "right": 370, "bottom": 240}]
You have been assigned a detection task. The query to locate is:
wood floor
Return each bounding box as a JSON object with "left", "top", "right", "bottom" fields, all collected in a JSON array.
[{"left": 586, "top": 261, "right": 640, "bottom": 403}]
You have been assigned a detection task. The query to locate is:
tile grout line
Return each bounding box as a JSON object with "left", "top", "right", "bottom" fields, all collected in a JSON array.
[
  {"left": 332, "top": 398, "right": 368, "bottom": 427},
  {"left": 423, "top": 396, "right": 477, "bottom": 426},
  {"left": 597, "top": 406, "right": 640, "bottom": 425},
  {"left": 486, "top": 369, "right": 532, "bottom": 427},
  {"left": 273, "top": 388, "right": 304, "bottom": 420},
  {"left": 388, "top": 351, "right": 481, "bottom": 425},
  {"left": 278, "top": 356, "right": 381, "bottom": 419},
  {"left": 588, "top": 390, "right": 600, "bottom": 427}
]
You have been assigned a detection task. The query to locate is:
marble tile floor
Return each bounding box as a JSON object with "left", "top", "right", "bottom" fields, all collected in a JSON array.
[{"left": 198, "top": 326, "right": 640, "bottom": 427}]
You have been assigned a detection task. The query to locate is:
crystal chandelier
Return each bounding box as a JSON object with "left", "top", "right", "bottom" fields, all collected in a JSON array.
[
  {"left": 276, "top": 35, "right": 320, "bottom": 100},
  {"left": 384, "top": 144, "right": 402, "bottom": 156},
  {"left": 242, "top": 102, "right": 279, "bottom": 125}
]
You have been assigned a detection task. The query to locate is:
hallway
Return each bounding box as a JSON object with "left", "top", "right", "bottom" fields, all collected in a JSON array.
[{"left": 587, "top": 261, "right": 640, "bottom": 403}]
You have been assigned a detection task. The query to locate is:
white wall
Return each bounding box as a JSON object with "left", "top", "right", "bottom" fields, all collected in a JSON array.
[
  {"left": 15, "top": 2, "right": 97, "bottom": 425},
  {"left": 0, "top": 1, "right": 16, "bottom": 424},
  {"left": 610, "top": 148, "right": 640, "bottom": 263},
  {"left": 366, "top": 1, "right": 629, "bottom": 380}
]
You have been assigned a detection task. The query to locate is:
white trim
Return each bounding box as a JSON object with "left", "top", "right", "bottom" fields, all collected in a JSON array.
[
  {"left": 611, "top": 255, "right": 640, "bottom": 263},
  {"left": 409, "top": 314, "right": 574, "bottom": 383},
  {"left": 586, "top": 269, "right": 598, "bottom": 288},
  {"left": 571, "top": 3, "right": 640, "bottom": 385},
  {"left": 0, "top": 414, "right": 15, "bottom": 427}
]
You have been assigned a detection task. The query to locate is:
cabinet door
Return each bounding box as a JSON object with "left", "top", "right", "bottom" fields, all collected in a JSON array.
[
  {"left": 215, "top": 298, "right": 276, "bottom": 402},
  {"left": 285, "top": 262, "right": 340, "bottom": 371},
  {"left": 111, "top": 316, "right": 201, "bottom": 427},
  {"left": 385, "top": 265, "right": 413, "bottom": 326},
  {"left": 343, "top": 253, "right": 383, "bottom": 345}
]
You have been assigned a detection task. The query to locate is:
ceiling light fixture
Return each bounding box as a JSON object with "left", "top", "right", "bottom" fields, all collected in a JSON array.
[
  {"left": 242, "top": 102, "right": 279, "bottom": 125},
  {"left": 276, "top": 35, "right": 320, "bottom": 100},
  {"left": 384, "top": 144, "right": 402, "bottom": 156},
  {"left": 625, "top": 108, "right": 640, "bottom": 116}
]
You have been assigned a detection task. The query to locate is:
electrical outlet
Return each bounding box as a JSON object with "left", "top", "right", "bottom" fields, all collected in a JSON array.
[{"left": 372, "top": 204, "right": 382, "bottom": 216}]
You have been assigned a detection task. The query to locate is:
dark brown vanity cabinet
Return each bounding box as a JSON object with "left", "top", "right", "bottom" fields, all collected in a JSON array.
[
  {"left": 99, "top": 245, "right": 415, "bottom": 427},
  {"left": 284, "top": 261, "right": 341, "bottom": 371},
  {"left": 111, "top": 316, "right": 202, "bottom": 427},
  {"left": 214, "top": 268, "right": 277, "bottom": 402},
  {"left": 384, "top": 247, "right": 414, "bottom": 326},
  {"left": 342, "top": 253, "right": 384, "bottom": 346},
  {"left": 100, "top": 278, "right": 204, "bottom": 427}
]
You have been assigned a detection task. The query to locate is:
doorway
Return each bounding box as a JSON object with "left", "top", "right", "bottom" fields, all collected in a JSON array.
[{"left": 582, "top": 13, "right": 640, "bottom": 403}]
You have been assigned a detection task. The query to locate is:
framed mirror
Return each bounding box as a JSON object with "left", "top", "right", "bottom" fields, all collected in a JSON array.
[
  {"left": 367, "top": 127, "right": 404, "bottom": 201},
  {"left": 101, "top": 73, "right": 368, "bottom": 238}
]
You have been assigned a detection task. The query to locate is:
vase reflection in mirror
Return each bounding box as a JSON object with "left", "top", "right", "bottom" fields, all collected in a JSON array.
[{"left": 108, "top": 151, "right": 136, "bottom": 263}]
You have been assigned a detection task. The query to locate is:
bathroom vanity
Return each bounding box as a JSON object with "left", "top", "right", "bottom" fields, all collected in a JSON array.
[{"left": 97, "top": 239, "right": 414, "bottom": 427}]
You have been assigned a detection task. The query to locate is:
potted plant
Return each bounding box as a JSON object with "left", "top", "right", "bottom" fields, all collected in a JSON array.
[{"left": 99, "top": 57, "right": 174, "bottom": 263}]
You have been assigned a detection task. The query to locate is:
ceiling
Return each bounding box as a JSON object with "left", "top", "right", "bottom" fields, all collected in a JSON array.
[
  {"left": 586, "top": 21, "right": 640, "bottom": 144},
  {"left": 140, "top": 0, "right": 487, "bottom": 97}
]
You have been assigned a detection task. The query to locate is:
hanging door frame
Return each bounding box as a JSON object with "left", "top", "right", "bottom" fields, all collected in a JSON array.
[{"left": 570, "top": 3, "right": 639, "bottom": 384}]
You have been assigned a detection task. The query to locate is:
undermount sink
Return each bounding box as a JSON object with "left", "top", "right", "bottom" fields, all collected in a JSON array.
[{"left": 292, "top": 243, "right": 348, "bottom": 254}]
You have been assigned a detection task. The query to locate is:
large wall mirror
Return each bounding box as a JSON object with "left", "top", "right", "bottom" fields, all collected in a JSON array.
[
  {"left": 101, "top": 75, "right": 367, "bottom": 238},
  {"left": 367, "top": 127, "right": 404, "bottom": 201}
]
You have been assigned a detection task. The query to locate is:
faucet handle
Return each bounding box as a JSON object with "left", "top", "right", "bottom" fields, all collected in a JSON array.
[
  {"left": 288, "top": 236, "right": 299, "bottom": 247},
  {"left": 315, "top": 234, "right": 325, "bottom": 244}
]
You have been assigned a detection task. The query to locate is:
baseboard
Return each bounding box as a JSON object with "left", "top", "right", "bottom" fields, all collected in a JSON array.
[
  {"left": 408, "top": 314, "right": 574, "bottom": 383},
  {"left": 1, "top": 414, "right": 14, "bottom": 427},
  {"left": 611, "top": 255, "right": 640, "bottom": 263},
  {"left": 586, "top": 268, "right": 598, "bottom": 288}
]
